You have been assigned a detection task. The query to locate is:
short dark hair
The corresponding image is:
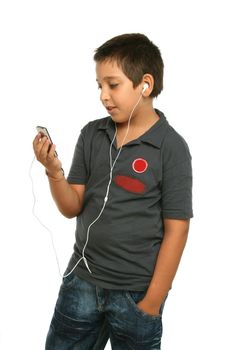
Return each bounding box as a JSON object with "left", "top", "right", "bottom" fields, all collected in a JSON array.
[{"left": 94, "top": 33, "right": 164, "bottom": 98}]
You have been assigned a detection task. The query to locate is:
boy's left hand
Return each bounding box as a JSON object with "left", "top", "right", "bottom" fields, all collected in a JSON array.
[{"left": 137, "top": 298, "right": 160, "bottom": 317}]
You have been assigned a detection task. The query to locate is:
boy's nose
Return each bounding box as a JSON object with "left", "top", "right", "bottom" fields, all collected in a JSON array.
[{"left": 100, "top": 88, "right": 110, "bottom": 103}]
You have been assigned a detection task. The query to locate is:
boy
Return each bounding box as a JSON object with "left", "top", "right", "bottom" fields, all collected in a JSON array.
[{"left": 33, "top": 33, "right": 193, "bottom": 350}]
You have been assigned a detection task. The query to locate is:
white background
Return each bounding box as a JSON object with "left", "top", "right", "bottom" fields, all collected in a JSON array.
[{"left": 0, "top": 0, "right": 232, "bottom": 349}]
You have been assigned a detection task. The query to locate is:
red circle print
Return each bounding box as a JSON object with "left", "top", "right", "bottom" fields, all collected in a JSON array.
[{"left": 132, "top": 158, "right": 148, "bottom": 173}]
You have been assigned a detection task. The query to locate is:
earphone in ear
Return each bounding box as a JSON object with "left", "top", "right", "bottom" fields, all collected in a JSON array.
[{"left": 142, "top": 83, "right": 149, "bottom": 93}]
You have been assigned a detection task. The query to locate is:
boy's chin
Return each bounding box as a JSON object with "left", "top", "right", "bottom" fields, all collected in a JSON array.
[{"left": 109, "top": 113, "right": 130, "bottom": 124}]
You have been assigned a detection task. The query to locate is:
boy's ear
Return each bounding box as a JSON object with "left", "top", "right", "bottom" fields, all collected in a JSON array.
[{"left": 142, "top": 74, "right": 154, "bottom": 96}]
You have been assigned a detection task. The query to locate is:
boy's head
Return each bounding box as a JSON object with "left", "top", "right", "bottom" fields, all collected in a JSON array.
[{"left": 94, "top": 33, "right": 164, "bottom": 98}]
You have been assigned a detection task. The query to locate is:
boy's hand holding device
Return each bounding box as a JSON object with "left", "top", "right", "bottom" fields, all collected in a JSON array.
[{"left": 33, "top": 126, "right": 63, "bottom": 180}]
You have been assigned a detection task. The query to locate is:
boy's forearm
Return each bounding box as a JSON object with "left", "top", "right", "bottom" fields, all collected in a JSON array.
[
  {"left": 144, "top": 219, "right": 190, "bottom": 311},
  {"left": 33, "top": 135, "right": 81, "bottom": 218},
  {"left": 47, "top": 170, "right": 81, "bottom": 218}
]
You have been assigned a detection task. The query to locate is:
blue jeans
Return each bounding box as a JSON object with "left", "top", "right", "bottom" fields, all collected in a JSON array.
[{"left": 45, "top": 272, "right": 166, "bottom": 350}]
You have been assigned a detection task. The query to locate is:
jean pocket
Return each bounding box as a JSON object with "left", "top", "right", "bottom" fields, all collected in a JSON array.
[
  {"left": 60, "top": 269, "right": 79, "bottom": 291},
  {"left": 126, "top": 291, "right": 162, "bottom": 321}
]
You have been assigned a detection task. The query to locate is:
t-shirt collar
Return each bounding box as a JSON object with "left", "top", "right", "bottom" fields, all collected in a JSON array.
[{"left": 98, "top": 108, "right": 169, "bottom": 149}]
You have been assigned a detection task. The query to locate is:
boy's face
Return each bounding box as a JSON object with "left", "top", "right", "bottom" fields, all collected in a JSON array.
[{"left": 96, "top": 60, "right": 144, "bottom": 124}]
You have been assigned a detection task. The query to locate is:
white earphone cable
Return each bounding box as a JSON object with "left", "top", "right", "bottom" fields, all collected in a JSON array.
[
  {"left": 29, "top": 156, "right": 64, "bottom": 278},
  {"left": 77, "top": 91, "right": 144, "bottom": 275},
  {"left": 30, "top": 90, "right": 144, "bottom": 279}
]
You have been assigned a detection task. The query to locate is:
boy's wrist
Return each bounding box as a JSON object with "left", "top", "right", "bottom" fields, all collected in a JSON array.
[
  {"left": 144, "top": 286, "right": 167, "bottom": 310},
  {"left": 45, "top": 168, "right": 65, "bottom": 181}
]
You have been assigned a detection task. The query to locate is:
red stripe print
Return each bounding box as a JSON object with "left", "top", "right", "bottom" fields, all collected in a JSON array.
[{"left": 114, "top": 175, "right": 146, "bottom": 194}]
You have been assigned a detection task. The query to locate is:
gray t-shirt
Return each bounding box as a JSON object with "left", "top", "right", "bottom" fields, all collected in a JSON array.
[{"left": 67, "top": 109, "right": 193, "bottom": 291}]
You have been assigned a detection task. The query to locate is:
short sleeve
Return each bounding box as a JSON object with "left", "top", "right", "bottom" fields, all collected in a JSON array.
[
  {"left": 161, "top": 132, "right": 193, "bottom": 220},
  {"left": 67, "top": 129, "right": 88, "bottom": 185}
]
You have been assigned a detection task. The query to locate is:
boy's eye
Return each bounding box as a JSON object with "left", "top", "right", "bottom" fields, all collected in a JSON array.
[
  {"left": 97, "top": 83, "right": 119, "bottom": 90},
  {"left": 109, "top": 83, "right": 119, "bottom": 89}
]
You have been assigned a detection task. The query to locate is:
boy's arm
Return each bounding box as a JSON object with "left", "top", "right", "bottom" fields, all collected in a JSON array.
[
  {"left": 137, "top": 218, "right": 190, "bottom": 316},
  {"left": 33, "top": 133, "right": 84, "bottom": 218},
  {"left": 47, "top": 173, "right": 85, "bottom": 218}
]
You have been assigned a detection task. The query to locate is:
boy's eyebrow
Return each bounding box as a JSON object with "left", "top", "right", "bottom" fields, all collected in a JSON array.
[{"left": 96, "top": 75, "right": 121, "bottom": 82}]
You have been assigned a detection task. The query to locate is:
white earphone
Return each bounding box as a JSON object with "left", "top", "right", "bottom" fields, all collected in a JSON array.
[{"left": 142, "top": 83, "right": 149, "bottom": 93}]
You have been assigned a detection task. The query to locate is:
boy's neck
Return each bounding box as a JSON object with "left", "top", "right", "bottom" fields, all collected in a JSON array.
[{"left": 116, "top": 106, "right": 160, "bottom": 132}]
